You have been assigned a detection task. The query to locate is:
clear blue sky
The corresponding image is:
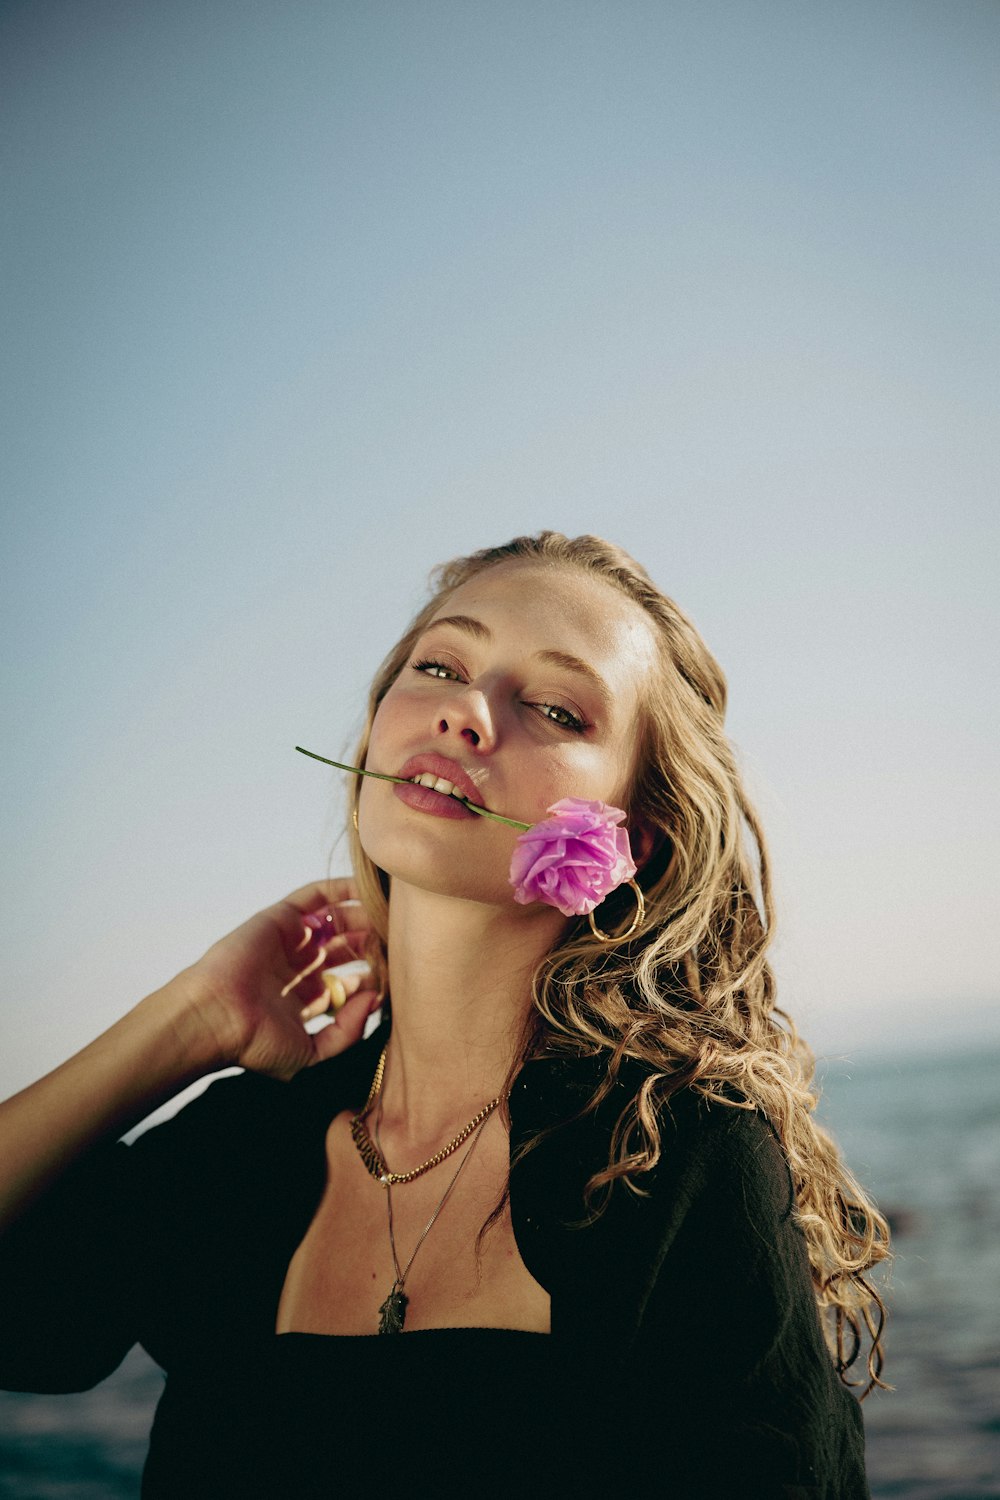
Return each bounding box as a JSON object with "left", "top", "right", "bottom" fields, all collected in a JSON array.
[{"left": 2, "top": 0, "right": 997, "bottom": 1096}]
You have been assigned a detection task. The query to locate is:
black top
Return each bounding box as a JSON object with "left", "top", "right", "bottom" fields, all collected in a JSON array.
[
  {"left": 0, "top": 1021, "right": 870, "bottom": 1498},
  {"left": 144, "top": 1328, "right": 579, "bottom": 1498}
]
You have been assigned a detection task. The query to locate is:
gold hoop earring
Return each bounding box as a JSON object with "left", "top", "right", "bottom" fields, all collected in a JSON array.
[
  {"left": 352, "top": 805, "right": 360, "bottom": 833},
  {"left": 587, "top": 880, "right": 645, "bottom": 942}
]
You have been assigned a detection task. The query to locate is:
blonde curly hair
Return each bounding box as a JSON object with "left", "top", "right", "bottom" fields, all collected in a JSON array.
[{"left": 346, "top": 530, "right": 890, "bottom": 1396}]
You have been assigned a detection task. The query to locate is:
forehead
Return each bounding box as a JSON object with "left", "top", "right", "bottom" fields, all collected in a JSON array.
[{"left": 425, "top": 561, "right": 658, "bottom": 704}]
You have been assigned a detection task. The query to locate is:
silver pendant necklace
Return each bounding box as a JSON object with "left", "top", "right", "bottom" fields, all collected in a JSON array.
[{"left": 373, "top": 1090, "right": 492, "bottom": 1335}]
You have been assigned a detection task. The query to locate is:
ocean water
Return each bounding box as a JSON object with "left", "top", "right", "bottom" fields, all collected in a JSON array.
[
  {"left": 1, "top": 1044, "right": 997, "bottom": 1498},
  {"left": 814, "top": 1044, "right": 1000, "bottom": 1499}
]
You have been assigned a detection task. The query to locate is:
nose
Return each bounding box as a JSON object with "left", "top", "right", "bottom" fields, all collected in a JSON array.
[{"left": 433, "top": 683, "right": 497, "bottom": 752}]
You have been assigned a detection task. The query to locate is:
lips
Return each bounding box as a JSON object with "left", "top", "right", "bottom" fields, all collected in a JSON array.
[{"left": 396, "top": 754, "right": 485, "bottom": 808}]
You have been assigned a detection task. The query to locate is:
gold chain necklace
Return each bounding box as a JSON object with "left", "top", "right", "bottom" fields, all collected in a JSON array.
[
  {"left": 350, "top": 1044, "right": 504, "bottom": 1187},
  {"left": 373, "top": 1091, "right": 491, "bottom": 1334}
]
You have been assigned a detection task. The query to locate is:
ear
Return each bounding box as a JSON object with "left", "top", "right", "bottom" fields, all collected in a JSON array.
[{"left": 628, "top": 815, "right": 666, "bottom": 873}]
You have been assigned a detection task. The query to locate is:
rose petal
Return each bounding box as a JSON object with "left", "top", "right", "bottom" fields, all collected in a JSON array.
[{"left": 509, "top": 797, "right": 638, "bottom": 917}]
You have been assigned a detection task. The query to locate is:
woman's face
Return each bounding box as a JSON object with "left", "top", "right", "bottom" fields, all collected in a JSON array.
[{"left": 360, "top": 561, "right": 659, "bottom": 911}]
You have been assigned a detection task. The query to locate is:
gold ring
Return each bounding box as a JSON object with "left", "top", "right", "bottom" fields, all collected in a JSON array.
[{"left": 322, "top": 973, "right": 348, "bottom": 1013}]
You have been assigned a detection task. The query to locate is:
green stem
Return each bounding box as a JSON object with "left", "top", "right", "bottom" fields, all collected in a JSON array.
[
  {"left": 459, "top": 803, "right": 531, "bottom": 830},
  {"left": 295, "top": 747, "right": 406, "bottom": 785},
  {"left": 294, "top": 746, "right": 531, "bottom": 831}
]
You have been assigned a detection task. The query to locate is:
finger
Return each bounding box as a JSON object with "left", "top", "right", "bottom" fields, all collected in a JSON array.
[
  {"left": 295, "top": 900, "right": 369, "bottom": 958},
  {"left": 284, "top": 922, "right": 367, "bottom": 982},
  {"left": 269, "top": 900, "right": 339, "bottom": 963},
  {"left": 281, "top": 878, "right": 363, "bottom": 918},
  {"left": 279, "top": 943, "right": 331, "bottom": 997},
  {"left": 270, "top": 883, "right": 360, "bottom": 956},
  {"left": 291, "top": 967, "right": 331, "bottom": 1010},
  {"left": 309, "top": 991, "right": 382, "bottom": 1065},
  {"left": 298, "top": 967, "right": 367, "bottom": 1021},
  {"left": 300, "top": 921, "right": 370, "bottom": 962}
]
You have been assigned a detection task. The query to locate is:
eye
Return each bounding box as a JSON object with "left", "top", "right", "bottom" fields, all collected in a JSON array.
[
  {"left": 529, "top": 701, "right": 588, "bottom": 733},
  {"left": 411, "top": 657, "right": 463, "bottom": 681}
]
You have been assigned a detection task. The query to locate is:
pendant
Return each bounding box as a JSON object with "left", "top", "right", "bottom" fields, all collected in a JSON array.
[{"left": 378, "top": 1284, "right": 408, "bottom": 1335}]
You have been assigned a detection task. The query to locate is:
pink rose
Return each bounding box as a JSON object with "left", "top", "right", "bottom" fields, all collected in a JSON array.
[{"left": 509, "top": 798, "right": 638, "bottom": 918}]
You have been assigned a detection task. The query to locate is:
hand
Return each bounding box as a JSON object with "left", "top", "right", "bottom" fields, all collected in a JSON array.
[{"left": 177, "top": 879, "right": 380, "bottom": 1081}]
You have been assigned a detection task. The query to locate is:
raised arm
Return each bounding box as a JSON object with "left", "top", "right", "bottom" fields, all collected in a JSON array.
[{"left": 0, "top": 879, "right": 378, "bottom": 1234}]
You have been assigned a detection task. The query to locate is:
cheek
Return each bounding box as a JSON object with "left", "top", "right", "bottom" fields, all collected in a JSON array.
[
  {"left": 525, "top": 747, "right": 631, "bottom": 819},
  {"left": 366, "top": 704, "right": 389, "bottom": 762},
  {"left": 366, "top": 687, "right": 409, "bottom": 763}
]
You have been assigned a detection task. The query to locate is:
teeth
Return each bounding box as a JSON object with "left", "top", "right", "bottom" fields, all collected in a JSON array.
[{"left": 410, "top": 773, "right": 466, "bottom": 801}]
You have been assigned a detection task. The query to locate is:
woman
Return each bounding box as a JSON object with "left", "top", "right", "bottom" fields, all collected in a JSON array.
[{"left": 0, "top": 532, "right": 888, "bottom": 1497}]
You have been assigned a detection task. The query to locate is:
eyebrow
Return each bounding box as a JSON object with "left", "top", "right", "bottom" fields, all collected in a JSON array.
[
  {"left": 424, "top": 614, "right": 492, "bottom": 642},
  {"left": 420, "top": 615, "right": 612, "bottom": 706}
]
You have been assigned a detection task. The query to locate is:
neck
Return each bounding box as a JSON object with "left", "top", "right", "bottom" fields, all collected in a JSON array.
[{"left": 377, "top": 880, "right": 565, "bottom": 1146}]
